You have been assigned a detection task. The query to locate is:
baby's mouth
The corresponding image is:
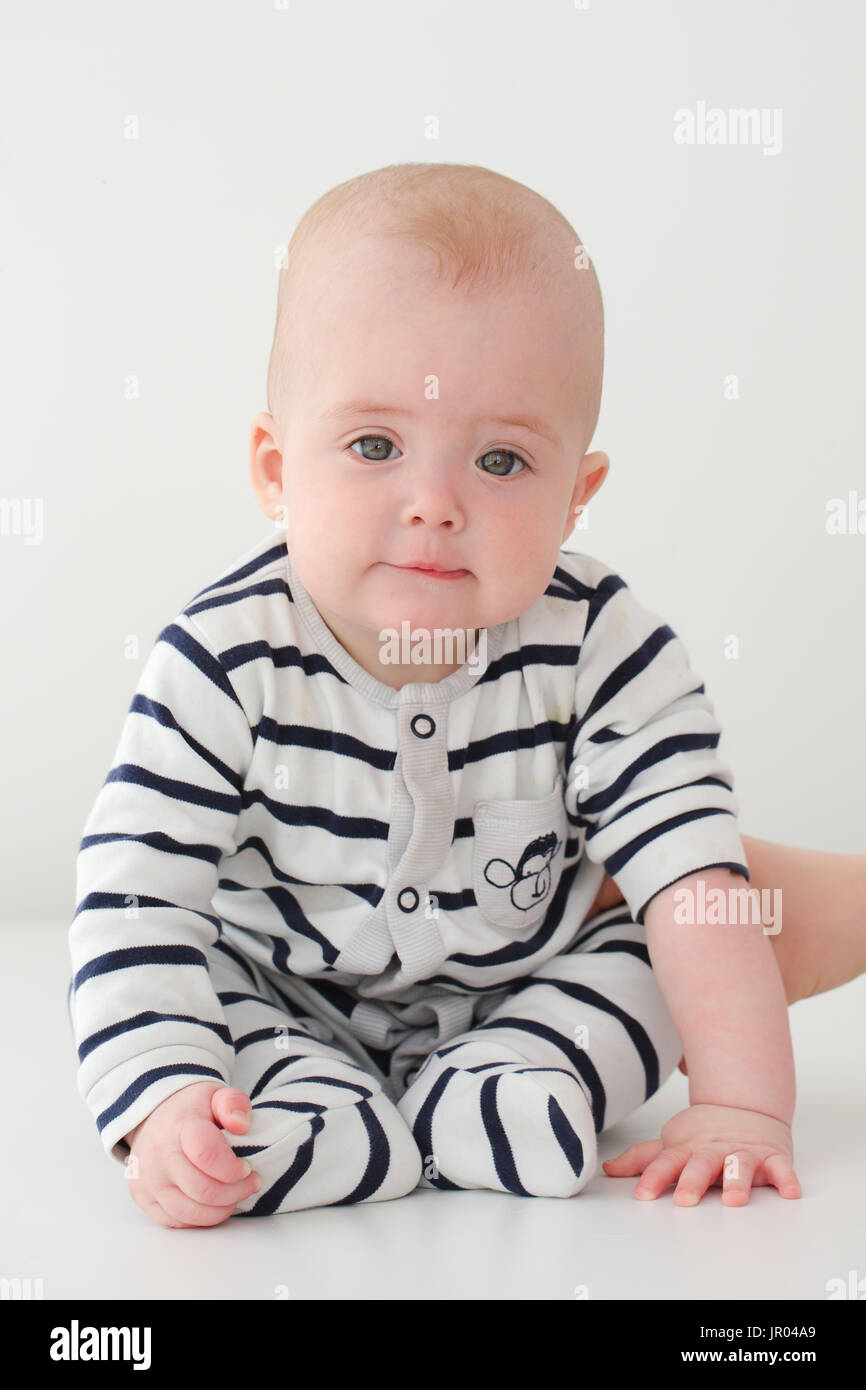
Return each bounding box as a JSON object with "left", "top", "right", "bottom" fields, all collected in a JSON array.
[{"left": 385, "top": 562, "right": 471, "bottom": 580}]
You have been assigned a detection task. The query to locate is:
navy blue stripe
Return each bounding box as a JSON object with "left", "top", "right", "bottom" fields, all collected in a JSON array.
[
  {"left": 219, "top": 899, "right": 343, "bottom": 969},
  {"left": 408, "top": 1068, "right": 462, "bottom": 1192},
  {"left": 569, "top": 909, "right": 636, "bottom": 949},
  {"left": 73, "top": 891, "right": 222, "bottom": 931},
  {"left": 580, "top": 733, "right": 723, "bottom": 817},
  {"left": 481, "top": 1073, "right": 529, "bottom": 1195},
  {"left": 523, "top": 978, "right": 661, "bottom": 1106},
  {"left": 221, "top": 639, "right": 352, "bottom": 685},
  {"left": 127, "top": 694, "right": 245, "bottom": 792},
  {"left": 251, "top": 1073, "right": 374, "bottom": 1103},
  {"left": 254, "top": 717, "right": 397, "bottom": 770},
  {"left": 105, "top": 762, "right": 241, "bottom": 815},
  {"left": 155, "top": 621, "right": 243, "bottom": 709},
  {"left": 590, "top": 940, "right": 651, "bottom": 967},
  {"left": 449, "top": 718, "right": 572, "bottom": 771},
  {"left": 566, "top": 774, "right": 730, "bottom": 828},
  {"left": 545, "top": 1088, "right": 587, "bottom": 1179},
  {"left": 577, "top": 624, "right": 680, "bottom": 733},
  {"left": 472, "top": 644, "right": 582, "bottom": 681},
  {"left": 232, "top": 1091, "right": 396, "bottom": 1213},
  {"left": 186, "top": 540, "right": 287, "bottom": 603},
  {"left": 78, "top": 1010, "right": 232, "bottom": 1064},
  {"left": 600, "top": 808, "right": 742, "bottom": 876},
  {"left": 581, "top": 572, "right": 627, "bottom": 639},
  {"left": 239, "top": 788, "right": 390, "bottom": 840},
  {"left": 79, "top": 831, "right": 222, "bottom": 867},
  {"left": 72, "top": 940, "right": 212, "bottom": 990},
  {"left": 333, "top": 1099, "right": 400, "bottom": 1204},
  {"left": 469, "top": 1015, "right": 607, "bottom": 1132},
  {"left": 546, "top": 563, "right": 599, "bottom": 604},
  {"left": 545, "top": 583, "right": 583, "bottom": 600},
  {"left": 186, "top": 576, "right": 289, "bottom": 618},
  {"left": 211, "top": 936, "right": 260, "bottom": 985},
  {"left": 252, "top": 715, "right": 569, "bottom": 775},
  {"left": 237, "top": 1113, "right": 324, "bottom": 1212},
  {"left": 233, "top": 1026, "right": 331, "bottom": 1053},
  {"left": 223, "top": 839, "right": 383, "bottom": 906},
  {"left": 97, "top": 1062, "right": 226, "bottom": 1136}
]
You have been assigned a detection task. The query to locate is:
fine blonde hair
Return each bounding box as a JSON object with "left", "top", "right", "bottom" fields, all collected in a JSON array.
[{"left": 266, "top": 161, "right": 604, "bottom": 448}]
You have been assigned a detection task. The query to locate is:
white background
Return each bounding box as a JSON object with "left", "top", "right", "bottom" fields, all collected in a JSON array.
[
  {"left": 1, "top": 0, "right": 863, "bottom": 1304},
  {"left": 3, "top": 1, "right": 864, "bottom": 917}
]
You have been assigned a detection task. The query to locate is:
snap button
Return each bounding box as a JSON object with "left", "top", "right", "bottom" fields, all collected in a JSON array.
[
  {"left": 397, "top": 886, "right": 420, "bottom": 912},
  {"left": 410, "top": 714, "right": 435, "bottom": 738}
]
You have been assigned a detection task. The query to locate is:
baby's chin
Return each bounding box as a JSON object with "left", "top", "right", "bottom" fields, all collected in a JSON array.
[
  {"left": 339, "top": 563, "right": 544, "bottom": 633},
  {"left": 366, "top": 596, "right": 480, "bottom": 640}
]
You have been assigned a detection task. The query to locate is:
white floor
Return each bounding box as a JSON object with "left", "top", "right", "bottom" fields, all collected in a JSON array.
[{"left": 6, "top": 924, "right": 864, "bottom": 1301}]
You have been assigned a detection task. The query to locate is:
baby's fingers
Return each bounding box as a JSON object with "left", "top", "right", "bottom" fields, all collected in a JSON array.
[
  {"left": 166, "top": 1141, "right": 262, "bottom": 1211},
  {"left": 672, "top": 1149, "right": 727, "bottom": 1205},
  {"left": 211, "top": 1086, "right": 253, "bottom": 1134},
  {"left": 179, "top": 1112, "right": 258, "bottom": 1188},
  {"left": 631, "top": 1147, "right": 693, "bottom": 1200},
  {"left": 718, "top": 1150, "right": 761, "bottom": 1206},
  {"left": 761, "top": 1153, "right": 802, "bottom": 1199},
  {"left": 151, "top": 1179, "right": 253, "bottom": 1228},
  {"left": 602, "top": 1139, "right": 663, "bottom": 1175}
]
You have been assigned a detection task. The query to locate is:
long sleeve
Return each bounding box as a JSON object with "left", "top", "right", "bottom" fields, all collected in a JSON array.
[
  {"left": 67, "top": 611, "right": 254, "bottom": 1164},
  {"left": 564, "top": 568, "right": 749, "bottom": 926}
]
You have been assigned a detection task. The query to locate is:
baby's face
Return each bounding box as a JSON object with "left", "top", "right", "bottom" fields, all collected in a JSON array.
[{"left": 252, "top": 233, "right": 607, "bottom": 682}]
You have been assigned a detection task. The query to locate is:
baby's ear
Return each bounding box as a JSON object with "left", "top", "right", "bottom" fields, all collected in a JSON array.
[
  {"left": 577, "top": 451, "right": 610, "bottom": 505},
  {"left": 249, "top": 414, "right": 285, "bottom": 519},
  {"left": 563, "top": 451, "right": 610, "bottom": 541}
]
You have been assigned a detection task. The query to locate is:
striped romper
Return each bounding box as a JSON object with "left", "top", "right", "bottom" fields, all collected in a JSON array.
[{"left": 67, "top": 527, "right": 750, "bottom": 1213}]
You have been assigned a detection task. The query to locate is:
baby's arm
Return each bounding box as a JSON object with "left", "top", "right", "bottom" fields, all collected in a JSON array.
[
  {"left": 568, "top": 565, "right": 800, "bottom": 1201},
  {"left": 601, "top": 864, "right": 801, "bottom": 1205},
  {"left": 68, "top": 611, "right": 255, "bottom": 1165},
  {"left": 643, "top": 866, "right": 795, "bottom": 1124}
]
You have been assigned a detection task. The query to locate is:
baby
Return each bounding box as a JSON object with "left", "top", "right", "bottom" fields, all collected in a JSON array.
[{"left": 67, "top": 162, "right": 866, "bottom": 1227}]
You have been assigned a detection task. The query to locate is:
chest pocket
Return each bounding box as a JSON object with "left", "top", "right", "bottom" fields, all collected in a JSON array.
[{"left": 471, "top": 774, "right": 569, "bottom": 931}]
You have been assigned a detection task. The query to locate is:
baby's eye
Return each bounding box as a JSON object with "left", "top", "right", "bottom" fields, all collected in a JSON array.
[
  {"left": 476, "top": 448, "right": 527, "bottom": 478},
  {"left": 349, "top": 435, "right": 399, "bottom": 462}
]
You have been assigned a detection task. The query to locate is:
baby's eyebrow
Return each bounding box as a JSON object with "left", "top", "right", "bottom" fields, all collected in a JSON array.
[{"left": 320, "top": 399, "right": 560, "bottom": 447}]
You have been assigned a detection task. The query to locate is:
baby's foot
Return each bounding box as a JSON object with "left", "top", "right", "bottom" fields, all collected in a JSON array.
[{"left": 399, "top": 1048, "right": 598, "bottom": 1198}]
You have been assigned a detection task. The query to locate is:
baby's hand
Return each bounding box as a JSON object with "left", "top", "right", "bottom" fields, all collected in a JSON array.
[
  {"left": 123, "top": 1081, "right": 263, "bottom": 1228},
  {"left": 601, "top": 1103, "right": 802, "bottom": 1206}
]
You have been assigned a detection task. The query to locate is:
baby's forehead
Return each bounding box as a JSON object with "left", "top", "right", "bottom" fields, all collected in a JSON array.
[
  {"left": 296, "top": 225, "right": 591, "bottom": 337},
  {"left": 269, "top": 179, "right": 604, "bottom": 446}
]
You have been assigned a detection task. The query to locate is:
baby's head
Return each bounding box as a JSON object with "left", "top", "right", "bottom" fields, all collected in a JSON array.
[{"left": 250, "top": 162, "right": 609, "bottom": 682}]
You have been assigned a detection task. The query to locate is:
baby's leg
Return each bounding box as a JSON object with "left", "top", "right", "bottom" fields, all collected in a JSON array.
[
  {"left": 204, "top": 941, "right": 421, "bottom": 1215},
  {"left": 396, "top": 908, "right": 682, "bottom": 1198},
  {"left": 737, "top": 835, "right": 866, "bottom": 1002},
  {"left": 583, "top": 835, "right": 866, "bottom": 1006}
]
